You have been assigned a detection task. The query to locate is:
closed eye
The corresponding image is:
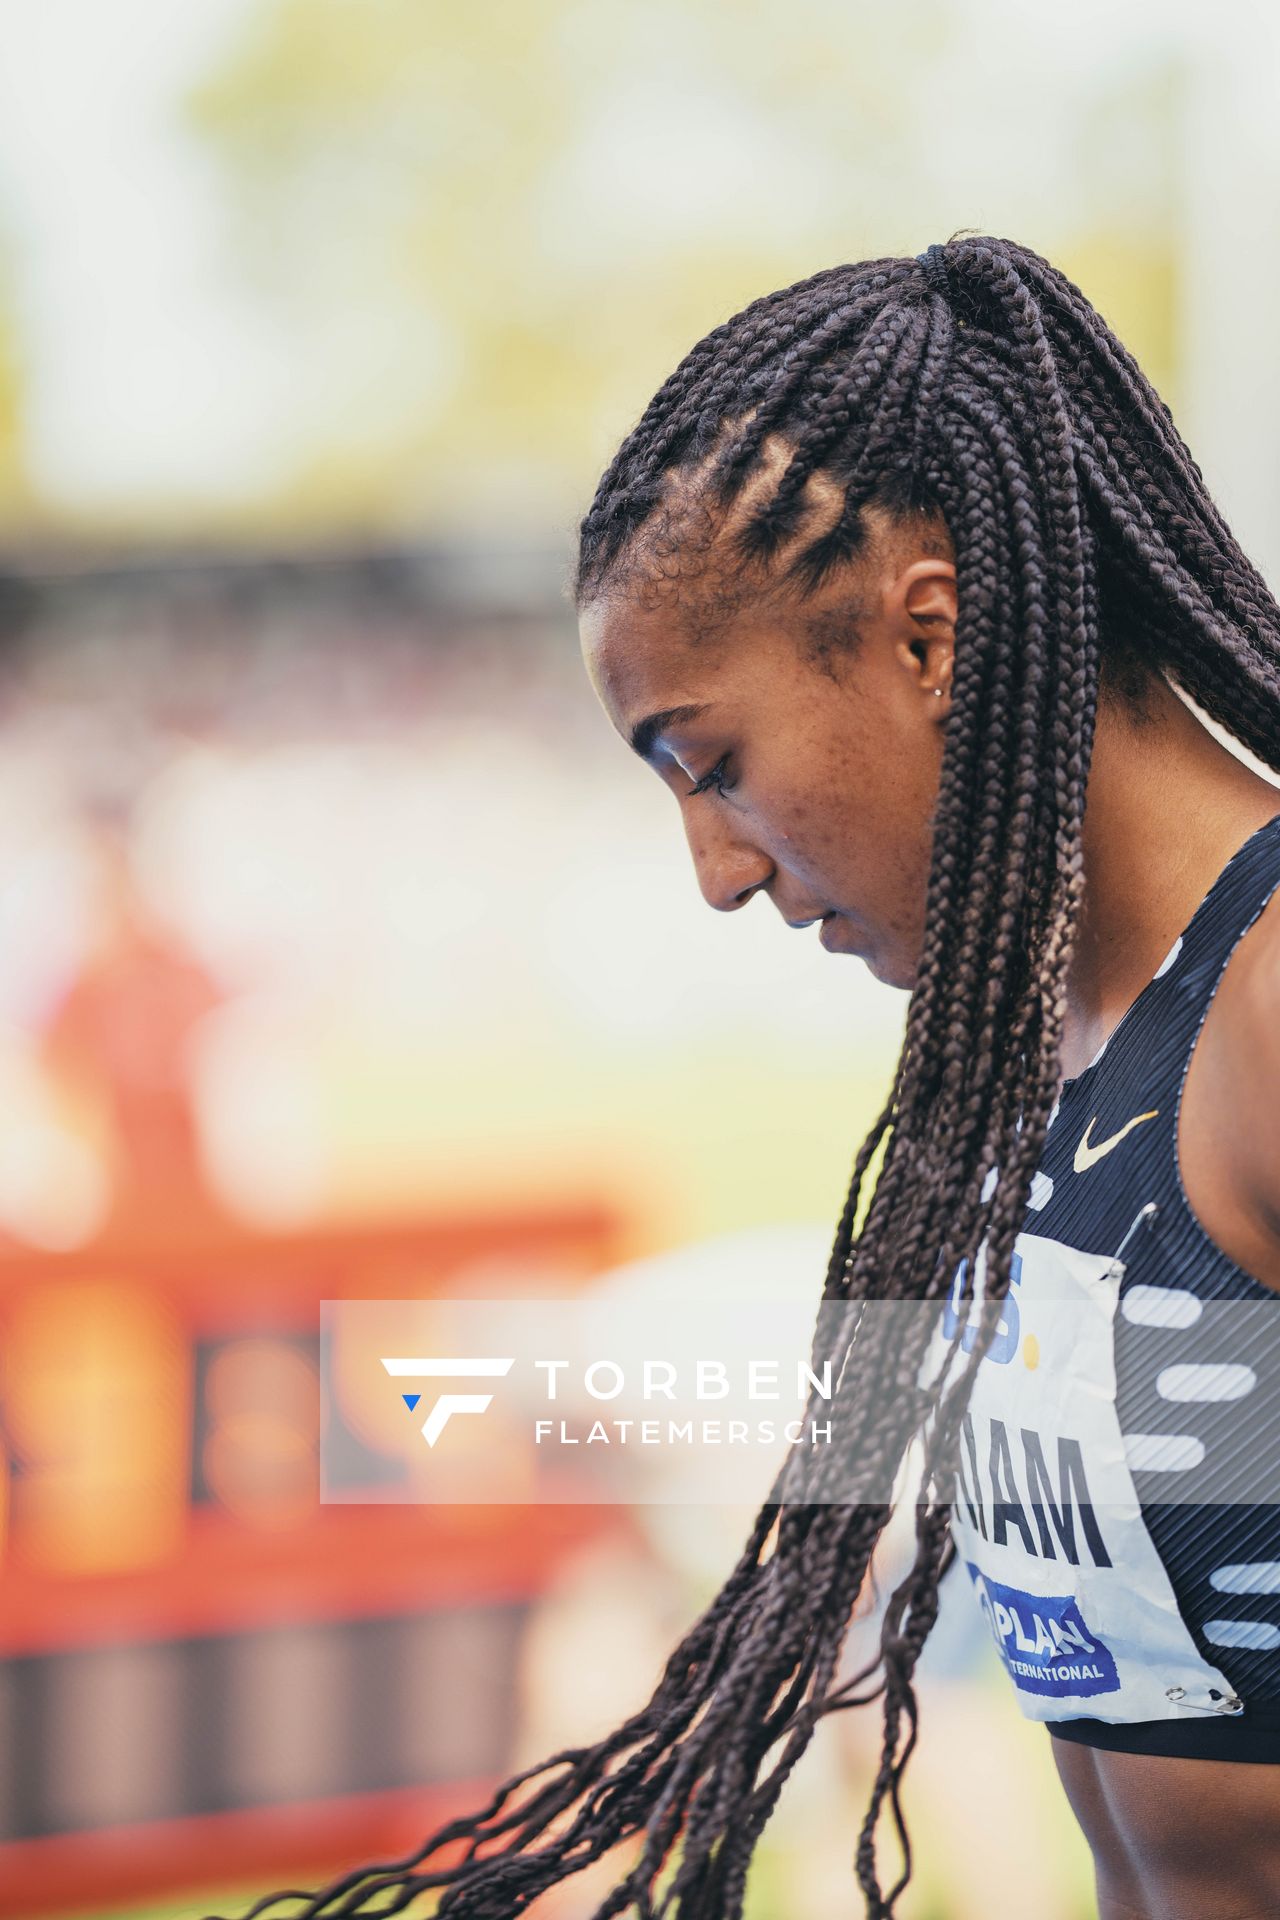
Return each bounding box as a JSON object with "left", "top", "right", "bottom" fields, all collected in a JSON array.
[{"left": 687, "top": 753, "right": 733, "bottom": 798}]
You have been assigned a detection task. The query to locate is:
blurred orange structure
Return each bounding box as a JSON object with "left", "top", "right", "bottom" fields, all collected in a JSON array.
[{"left": 0, "top": 828, "right": 627, "bottom": 1916}]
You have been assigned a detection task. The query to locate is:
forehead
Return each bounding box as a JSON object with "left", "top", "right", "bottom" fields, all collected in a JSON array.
[{"left": 579, "top": 592, "right": 736, "bottom": 740}]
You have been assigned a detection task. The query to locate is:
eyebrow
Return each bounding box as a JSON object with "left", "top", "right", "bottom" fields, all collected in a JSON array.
[{"left": 627, "top": 703, "right": 712, "bottom": 761}]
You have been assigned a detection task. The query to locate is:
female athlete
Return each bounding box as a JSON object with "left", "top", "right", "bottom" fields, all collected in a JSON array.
[{"left": 230, "top": 235, "right": 1280, "bottom": 1919}]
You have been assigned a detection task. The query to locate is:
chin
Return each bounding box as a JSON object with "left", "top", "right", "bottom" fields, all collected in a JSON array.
[{"left": 866, "top": 948, "right": 914, "bottom": 992}]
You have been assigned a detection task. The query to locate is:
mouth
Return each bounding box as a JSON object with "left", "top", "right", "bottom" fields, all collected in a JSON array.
[
  {"left": 784, "top": 908, "right": 861, "bottom": 955},
  {"left": 818, "top": 911, "right": 859, "bottom": 954}
]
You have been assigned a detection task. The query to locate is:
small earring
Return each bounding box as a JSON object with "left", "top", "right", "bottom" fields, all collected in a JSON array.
[{"left": 933, "top": 687, "right": 944, "bottom": 698}]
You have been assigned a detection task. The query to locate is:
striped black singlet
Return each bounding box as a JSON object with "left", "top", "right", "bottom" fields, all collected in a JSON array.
[{"left": 1039, "top": 807, "right": 1280, "bottom": 1760}]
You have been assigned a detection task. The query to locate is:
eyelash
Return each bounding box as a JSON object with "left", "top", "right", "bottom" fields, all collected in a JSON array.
[{"left": 687, "top": 754, "right": 733, "bottom": 798}]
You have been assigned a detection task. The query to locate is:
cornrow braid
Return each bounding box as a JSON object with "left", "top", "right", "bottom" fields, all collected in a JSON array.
[{"left": 221, "top": 234, "right": 1280, "bottom": 1919}]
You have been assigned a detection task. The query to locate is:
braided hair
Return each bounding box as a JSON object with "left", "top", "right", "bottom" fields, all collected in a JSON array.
[{"left": 221, "top": 235, "right": 1280, "bottom": 1919}]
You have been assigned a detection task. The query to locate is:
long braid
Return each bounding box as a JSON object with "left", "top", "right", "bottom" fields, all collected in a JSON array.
[{"left": 220, "top": 235, "right": 1280, "bottom": 1920}]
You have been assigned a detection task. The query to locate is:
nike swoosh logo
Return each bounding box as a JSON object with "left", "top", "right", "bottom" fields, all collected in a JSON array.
[{"left": 1074, "top": 1109, "right": 1159, "bottom": 1173}]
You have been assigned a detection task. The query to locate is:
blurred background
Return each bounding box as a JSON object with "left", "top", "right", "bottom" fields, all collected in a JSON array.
[{"left": 0, "top": 0, "right": 1278, "bottom": 1914}]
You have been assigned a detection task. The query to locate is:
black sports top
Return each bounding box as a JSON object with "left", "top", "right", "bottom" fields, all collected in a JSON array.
[{"left": 1036, "top": 808, "right": 1280, "bottom": 1760}]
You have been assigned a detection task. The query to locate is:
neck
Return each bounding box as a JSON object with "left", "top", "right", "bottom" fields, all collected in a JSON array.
[{"left": 1064, "top": 670, "right": 1280, "bottom": 1070}]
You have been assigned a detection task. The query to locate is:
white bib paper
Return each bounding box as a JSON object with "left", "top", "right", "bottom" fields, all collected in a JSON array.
[{"left": 918, "top": 1228, "right": 1243, "bottom": 1724}]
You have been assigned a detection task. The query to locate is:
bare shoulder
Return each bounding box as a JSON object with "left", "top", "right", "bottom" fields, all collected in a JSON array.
[
  {"left": 1230, "top": 883, "right": 1280, "bottom": 1235},
  {"left": 1178, "top": 881, "right": 1280, "bottom": 1290}
]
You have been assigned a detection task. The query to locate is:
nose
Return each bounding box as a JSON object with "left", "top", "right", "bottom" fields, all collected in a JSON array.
[{"left": 682, "top": 811, "right": 774, "bottom": 913}]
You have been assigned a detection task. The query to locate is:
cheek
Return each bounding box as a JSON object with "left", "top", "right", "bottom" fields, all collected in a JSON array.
[
  {"left": 779, "top": 731, "right": 933, "bottom": 905},
  {"left": 802, "top": 732, "right": 879, "bottom": 845},
  {"left": 768, "top": 746, "right": 873, "bottom": 879}
]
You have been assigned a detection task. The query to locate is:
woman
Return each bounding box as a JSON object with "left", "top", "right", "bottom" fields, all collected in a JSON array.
[{"left": 232, "top": 236, "right": 1280, "bottom": 1919}]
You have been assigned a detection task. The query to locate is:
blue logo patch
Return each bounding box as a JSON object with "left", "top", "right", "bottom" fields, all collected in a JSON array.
[
  {"left": 942, "top": 1249, "right": 1022, "bottom": 1362},
  {"left": 965, "top": 1562, "right": 1120, "bottom": 1698}
]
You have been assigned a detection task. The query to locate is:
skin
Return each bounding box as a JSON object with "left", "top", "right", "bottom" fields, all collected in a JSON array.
[{"left": 578, "top": 503, "right": 1280, "bottom": 1920}]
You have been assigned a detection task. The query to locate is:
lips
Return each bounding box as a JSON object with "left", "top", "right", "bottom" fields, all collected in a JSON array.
[{"left": 819, "top": 912, "right": 859, "bottom": 954}]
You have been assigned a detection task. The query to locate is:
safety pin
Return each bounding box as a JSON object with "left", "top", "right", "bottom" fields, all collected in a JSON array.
[
  {"left": 1165, "top": 1684, "right": 1245, "bottom": 1716},
  {"left": 1104, "top": 1201, "right": 1159, "bottom": 1280}
]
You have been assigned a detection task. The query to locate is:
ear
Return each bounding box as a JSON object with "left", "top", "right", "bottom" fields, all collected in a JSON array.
[{"left": 892, "top": 556, "right": 956, "bottom": 699}]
